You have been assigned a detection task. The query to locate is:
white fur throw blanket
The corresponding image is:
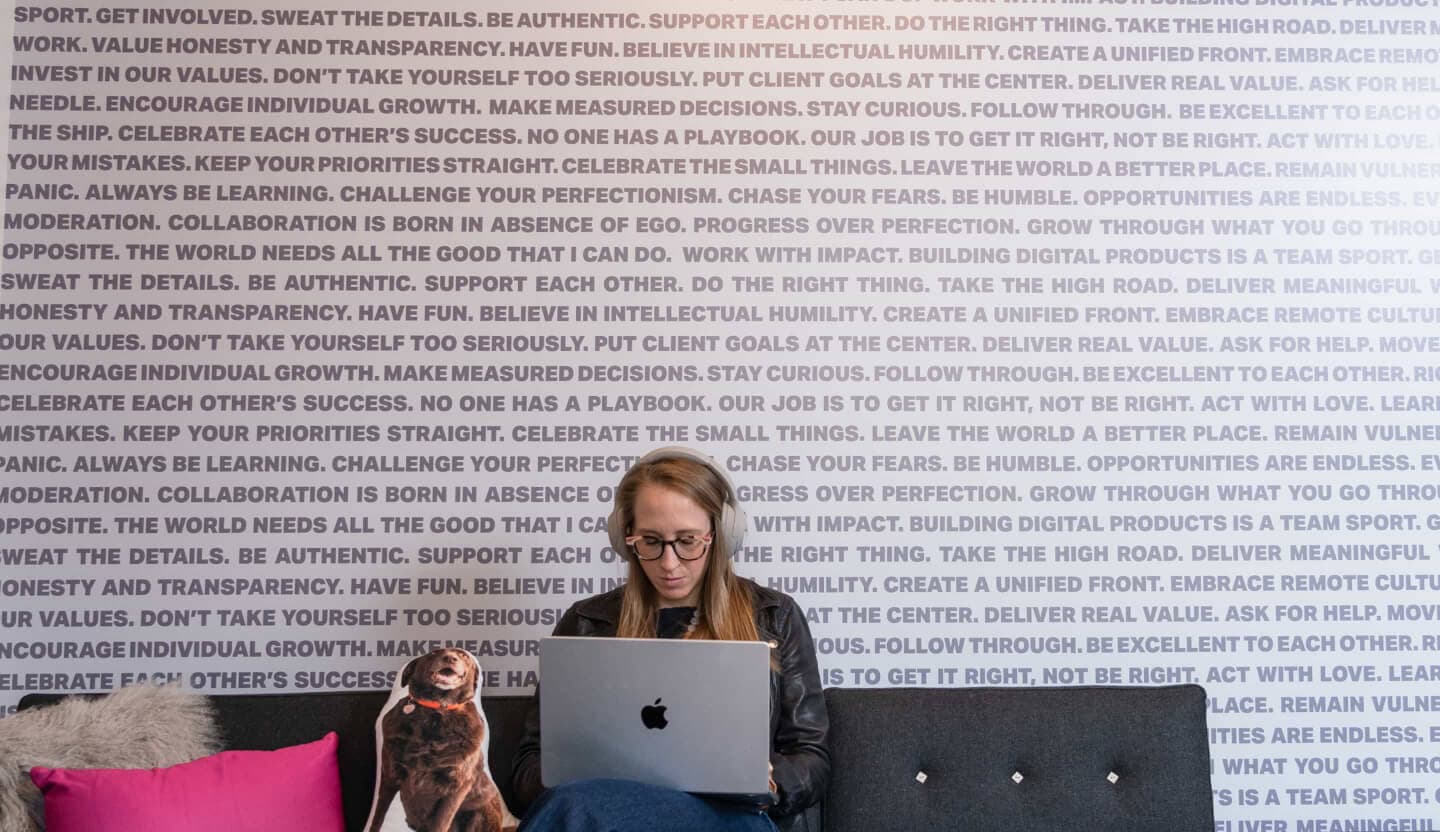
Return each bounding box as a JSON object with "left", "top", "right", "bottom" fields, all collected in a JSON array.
[{"left": 0, "top": 685, "right": 219, "bottom": 832}]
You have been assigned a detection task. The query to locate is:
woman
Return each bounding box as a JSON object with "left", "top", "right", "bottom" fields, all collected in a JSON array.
[{"left": 511, "top": 447, "right": 829, "bottom": 832}]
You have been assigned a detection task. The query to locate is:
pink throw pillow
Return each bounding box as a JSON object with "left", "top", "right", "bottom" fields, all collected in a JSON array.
[{"left": 30, "top": 732, "right": 343, "bottom": 832}]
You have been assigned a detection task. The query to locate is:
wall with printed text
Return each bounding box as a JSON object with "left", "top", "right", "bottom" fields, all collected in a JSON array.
[{"left": 4, "top": 1, "right": 1440, "bottom": 828}]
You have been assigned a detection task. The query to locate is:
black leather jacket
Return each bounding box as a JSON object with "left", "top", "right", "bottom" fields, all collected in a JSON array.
[{"left": 511, "top": 579, "right": 830, "bottom": 828}]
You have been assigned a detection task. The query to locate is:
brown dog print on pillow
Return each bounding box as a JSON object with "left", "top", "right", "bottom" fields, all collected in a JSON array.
[{"left": 368, "top": 648, "right": 518, "bottom": 832}]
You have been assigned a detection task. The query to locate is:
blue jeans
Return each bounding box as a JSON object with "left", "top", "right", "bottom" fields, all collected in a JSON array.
[{"left": 519, "top": 778, "right": 776, "bottom": 832}]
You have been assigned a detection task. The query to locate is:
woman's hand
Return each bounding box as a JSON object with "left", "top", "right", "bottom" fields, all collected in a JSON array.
[{"left": 768, "top": 762, "right": 777, "bottom": 795}]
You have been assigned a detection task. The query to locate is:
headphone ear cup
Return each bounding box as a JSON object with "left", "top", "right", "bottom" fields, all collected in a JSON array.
[
  {"left": 607, "top": 506, "right": 629, "bottom": 558},
  {"left": 720, "top": 502, "right": 746, "bottom": 556}
]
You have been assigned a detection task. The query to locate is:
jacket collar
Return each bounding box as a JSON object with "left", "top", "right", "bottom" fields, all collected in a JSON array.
[{"left": 573, "top": 587, "right": 622, "bottom": 625}]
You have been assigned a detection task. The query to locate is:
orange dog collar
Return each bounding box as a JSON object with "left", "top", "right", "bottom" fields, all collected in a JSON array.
[{"left": 409, "top": 697, "right": 468, "bottom": 712}]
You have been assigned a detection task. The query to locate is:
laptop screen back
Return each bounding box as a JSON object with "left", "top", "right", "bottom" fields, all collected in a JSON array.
[{"left": 540, "top": 636, "right": 772, "bottom": 796}]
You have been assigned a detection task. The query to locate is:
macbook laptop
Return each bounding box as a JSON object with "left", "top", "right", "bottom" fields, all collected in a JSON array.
[{"left": 539, "top": 636, "right": 772, "bottom": 797}]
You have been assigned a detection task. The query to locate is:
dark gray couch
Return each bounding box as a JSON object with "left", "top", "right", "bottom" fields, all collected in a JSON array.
[{"left": 19, "top": 685, "right": 1214, "bottom": 831}]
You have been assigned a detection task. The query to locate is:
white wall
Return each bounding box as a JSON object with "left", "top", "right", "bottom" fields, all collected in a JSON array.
[{"left": 4, "top": 2, "right": 1440, "bottom": 827}]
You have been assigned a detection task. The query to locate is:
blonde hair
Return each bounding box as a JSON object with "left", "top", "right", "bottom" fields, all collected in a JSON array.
[{"left": 613, "top": 456, "right": 759, "bottom": 642}]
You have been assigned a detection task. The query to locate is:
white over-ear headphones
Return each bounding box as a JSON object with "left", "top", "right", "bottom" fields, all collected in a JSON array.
[{"left": 606, "top": 446, "right": 748, "bottom": 558}]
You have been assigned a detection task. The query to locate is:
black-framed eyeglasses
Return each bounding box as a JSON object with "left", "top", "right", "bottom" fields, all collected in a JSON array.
[{"left": 624, "top": 533, "right": 713, "bottom": 562}]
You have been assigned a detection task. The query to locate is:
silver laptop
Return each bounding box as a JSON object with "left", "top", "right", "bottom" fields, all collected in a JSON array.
[{"left": 540, "top": 636, "right": 772, "bottom": 797}]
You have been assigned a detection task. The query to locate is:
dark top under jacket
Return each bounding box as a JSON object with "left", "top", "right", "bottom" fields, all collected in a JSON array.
[
  {"left": 511, "top": 578, "right": 830, "bottom": 829},
  {"left": 655, "top": 605, "right": 698, "bottom": 640}
]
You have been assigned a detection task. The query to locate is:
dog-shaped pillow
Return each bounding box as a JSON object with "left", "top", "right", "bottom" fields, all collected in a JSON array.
[{"left": 365, "top": 648, "right": 519, "bottom": 832}]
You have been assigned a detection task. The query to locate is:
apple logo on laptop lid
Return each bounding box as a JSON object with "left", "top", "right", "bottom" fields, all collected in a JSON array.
[{"left": 641, "top": 698, "right": 669, "bottom": 730}]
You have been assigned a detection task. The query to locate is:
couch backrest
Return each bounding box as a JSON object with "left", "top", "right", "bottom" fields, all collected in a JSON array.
[
  {"left": 822, "top": 685, "right": 1213, "bottom": 832},
  {"left": 22, "top": 685, "right": 1212, "bottom": 832}
]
